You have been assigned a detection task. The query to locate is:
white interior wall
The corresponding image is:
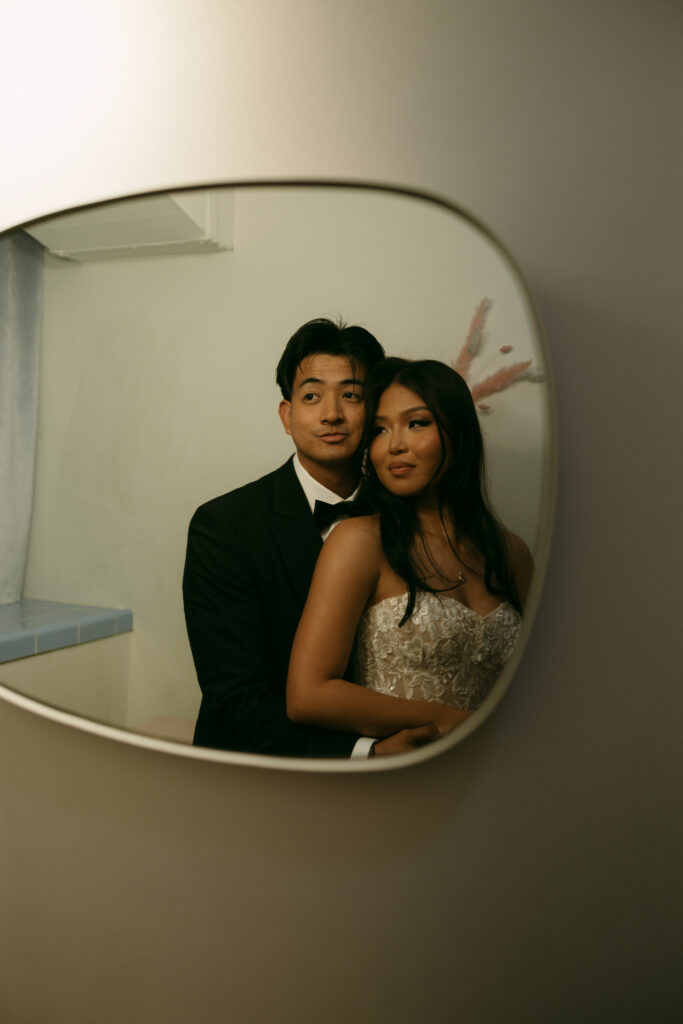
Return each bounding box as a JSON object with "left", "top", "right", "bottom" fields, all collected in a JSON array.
[
  {"left": 0, "top": 2, "right": 680, "bottom": 1023},
  {"left": 20, "top": 185, "right": 546, "bottom": 727},
  {"left": 0, "top": 634, "right": 131, "bottom": 725}
]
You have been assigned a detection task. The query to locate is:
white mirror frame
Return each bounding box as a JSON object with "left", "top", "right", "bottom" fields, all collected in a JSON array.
[{"left": 0, "top": 179, "right": 557, "bottom": 772}]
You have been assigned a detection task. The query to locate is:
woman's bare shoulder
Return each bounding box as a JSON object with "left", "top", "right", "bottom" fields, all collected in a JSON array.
[
  {"left": 327, "top": 513, "right": 381, "bottom": 545},
  {"left": 317, "top": 514, "right": 382, "bottom": 577},
  {"left": 503, "top": 529, "right": 534, "bottom": 605},
  {"left": 309, "top": 514, "right": 382, "bottom": 600},
  {"left": 504, "top": 528, "right": 531, "bottom": 558}
]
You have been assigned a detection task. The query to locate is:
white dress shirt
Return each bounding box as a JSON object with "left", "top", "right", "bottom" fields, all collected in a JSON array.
[{"left": 293, "top": 455, "right": 376, "bottom": 758}]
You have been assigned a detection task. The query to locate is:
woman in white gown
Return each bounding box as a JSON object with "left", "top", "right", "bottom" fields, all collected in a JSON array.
[{"left": 286, "top": 358, "right": 533, "bottom": 747}]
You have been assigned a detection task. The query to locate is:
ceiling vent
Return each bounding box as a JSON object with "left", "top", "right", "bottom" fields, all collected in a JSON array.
[{"left": 24, "top": 189, "right": 233, "bottom": 261}]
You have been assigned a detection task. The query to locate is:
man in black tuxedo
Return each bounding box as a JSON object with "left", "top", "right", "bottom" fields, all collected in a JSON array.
[{"left": 183, "top": 318, "right": 435, "bottom": 758}]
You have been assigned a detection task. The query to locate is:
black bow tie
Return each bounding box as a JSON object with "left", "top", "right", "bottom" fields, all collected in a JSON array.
[{"left": 313, "top": 498, "right": 369, "bottom": 532}]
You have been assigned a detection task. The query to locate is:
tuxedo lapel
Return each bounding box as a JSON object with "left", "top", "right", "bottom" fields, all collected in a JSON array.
[{"left": 267, "top": 459, "right": 322, "bottom": 606}]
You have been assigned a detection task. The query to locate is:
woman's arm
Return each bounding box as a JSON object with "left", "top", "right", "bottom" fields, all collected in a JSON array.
[{"left": 287, "top": 517, "right": 468, "bottom": 737}]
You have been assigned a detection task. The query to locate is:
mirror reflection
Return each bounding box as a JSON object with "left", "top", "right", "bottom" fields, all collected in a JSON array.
[{"left": 0, "top": 184, "right": 550, "bottom": 765}]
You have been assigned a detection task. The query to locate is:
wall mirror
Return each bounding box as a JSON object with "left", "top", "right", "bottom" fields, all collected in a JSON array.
[{"left": 0, "top": 182, "right": 554, "bottom": 771}]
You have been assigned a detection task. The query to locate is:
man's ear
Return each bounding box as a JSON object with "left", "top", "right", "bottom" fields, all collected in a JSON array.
[{"left": 278, "top": 400, "right": 292, "bottom": 435}]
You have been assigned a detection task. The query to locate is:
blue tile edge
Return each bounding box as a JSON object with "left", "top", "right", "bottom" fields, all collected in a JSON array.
[{"left": 0, "top": 599, "right": 133, "bottom": 663}]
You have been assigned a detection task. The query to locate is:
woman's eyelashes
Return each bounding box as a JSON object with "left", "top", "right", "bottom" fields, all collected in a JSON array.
[{"left": 372, "top": 417, "right": 433, "bottom": 435}]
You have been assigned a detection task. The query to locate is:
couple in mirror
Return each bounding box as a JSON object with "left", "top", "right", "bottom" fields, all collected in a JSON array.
[{"left": 183, "top": 318, "right": 532, "bottom": 758}]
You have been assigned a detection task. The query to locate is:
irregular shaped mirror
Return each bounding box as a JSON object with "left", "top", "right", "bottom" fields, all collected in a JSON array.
[{"left": 0, "top": 183, "right": 554, "bottom": 770}]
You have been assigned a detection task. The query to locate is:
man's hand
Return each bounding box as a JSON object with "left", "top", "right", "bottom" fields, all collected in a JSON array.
[{"left": 371, "top": 724, "right": 449, "bottom": 757}]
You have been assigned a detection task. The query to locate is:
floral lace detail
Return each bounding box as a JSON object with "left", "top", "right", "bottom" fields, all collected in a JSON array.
[{"left": 354, "top": 591, "right": 521, "bottom": 711}]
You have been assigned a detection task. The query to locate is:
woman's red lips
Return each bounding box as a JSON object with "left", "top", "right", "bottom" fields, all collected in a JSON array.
[{"left": 388, "top": 461, "right": 414, "bottom": 475}]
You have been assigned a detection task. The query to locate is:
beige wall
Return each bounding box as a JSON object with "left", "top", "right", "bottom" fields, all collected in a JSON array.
[{"left": 0, "top": 2, "right": 680, "bottom": 1022}]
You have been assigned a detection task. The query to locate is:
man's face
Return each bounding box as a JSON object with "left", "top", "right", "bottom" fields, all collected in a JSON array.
[{"left": 278, "top": 354, "right": 367, "bottom": 478}]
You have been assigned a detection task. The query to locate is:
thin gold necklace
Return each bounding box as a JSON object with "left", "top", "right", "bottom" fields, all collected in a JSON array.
[{"left": 415, "top": 533, "right": 467, "bottom": 589}]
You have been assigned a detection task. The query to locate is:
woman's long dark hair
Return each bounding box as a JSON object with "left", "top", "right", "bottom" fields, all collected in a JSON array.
[{"left": 360, "top": 358, "right": 521, "bottom": 625}]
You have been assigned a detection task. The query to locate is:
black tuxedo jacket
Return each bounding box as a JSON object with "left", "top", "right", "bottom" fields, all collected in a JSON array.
[{"left": 183, "top": 457, "right": 360, "bottom": 757}]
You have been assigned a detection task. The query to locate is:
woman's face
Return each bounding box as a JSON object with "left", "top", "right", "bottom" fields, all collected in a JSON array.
[{"left": 369, "top": 383, "right": 448, "bottom": 498}]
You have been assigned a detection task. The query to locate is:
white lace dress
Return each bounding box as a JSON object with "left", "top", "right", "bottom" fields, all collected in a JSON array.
[{"left": 353, "top": 590, "right": 521, "bottom": 711}]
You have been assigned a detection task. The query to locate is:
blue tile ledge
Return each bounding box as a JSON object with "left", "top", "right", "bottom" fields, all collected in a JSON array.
[{"left": 0, "top": 598, "right": 133, "bottom": 664}]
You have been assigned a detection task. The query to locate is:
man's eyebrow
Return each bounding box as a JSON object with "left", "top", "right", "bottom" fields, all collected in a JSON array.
[{"left": 297, "top": 377, "right": 364, "bottom": 389}]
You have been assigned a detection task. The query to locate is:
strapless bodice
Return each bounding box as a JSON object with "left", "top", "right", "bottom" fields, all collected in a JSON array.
[{"left": 354, "top": 590, "right": 521, "bottom": 711}]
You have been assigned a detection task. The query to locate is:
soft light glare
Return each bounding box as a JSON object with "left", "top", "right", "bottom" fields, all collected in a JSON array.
[{"left": 1, "top": 1, "right": 157, "bottom": 224}]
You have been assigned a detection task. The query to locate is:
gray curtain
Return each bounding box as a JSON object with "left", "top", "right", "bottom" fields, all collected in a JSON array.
[{"left": 0, "top": 230, "right": 43, "bottom": 604}]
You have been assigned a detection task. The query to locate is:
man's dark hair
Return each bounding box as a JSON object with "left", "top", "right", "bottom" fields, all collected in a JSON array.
[{"left": 275, "top": 317, "right": 385, "bottom": 400}]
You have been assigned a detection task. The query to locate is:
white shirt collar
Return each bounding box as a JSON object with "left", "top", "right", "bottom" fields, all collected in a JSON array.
[{"left": 293, "top": 454, "right": 360, "bottom": 514}]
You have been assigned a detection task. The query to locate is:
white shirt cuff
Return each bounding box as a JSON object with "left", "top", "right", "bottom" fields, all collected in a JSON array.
[{"left": 351, "top": 736, "right": 377, "bottom": 759}]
